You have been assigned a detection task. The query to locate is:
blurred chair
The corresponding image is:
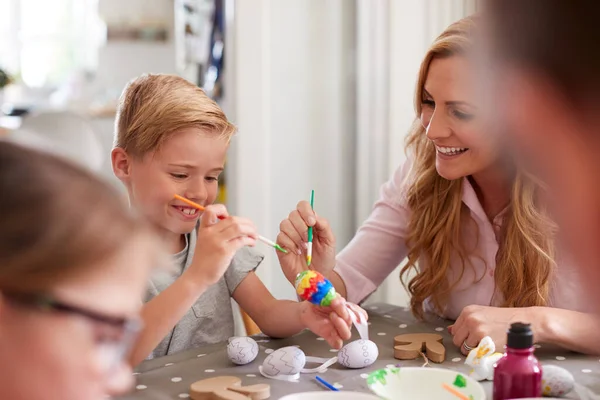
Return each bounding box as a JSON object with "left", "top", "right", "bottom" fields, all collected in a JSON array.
[
  {"left": 241, "top": 308, "right": 261, "bottom": 336},
  {"left": 5, "top": 110, "right": 104, "bottom": 172}
]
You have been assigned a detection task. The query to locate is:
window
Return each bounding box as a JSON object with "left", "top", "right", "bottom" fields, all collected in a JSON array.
[{"left": 0, "top": 0, "right": 102, "bottom": 88}]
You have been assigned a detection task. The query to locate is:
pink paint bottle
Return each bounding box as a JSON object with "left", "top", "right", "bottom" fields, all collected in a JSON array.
[{"left": 493, "top": 322, "right": 542, "bottom": 400}]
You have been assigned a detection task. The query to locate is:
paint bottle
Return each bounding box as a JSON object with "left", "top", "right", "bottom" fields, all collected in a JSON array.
[{"left": 493, "top": 322, "right": 542, "bottom": 399}]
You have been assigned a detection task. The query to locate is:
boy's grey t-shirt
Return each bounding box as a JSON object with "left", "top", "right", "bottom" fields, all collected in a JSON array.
[{"left": 146, "top": 227, "right": 264, "bottom": 358}]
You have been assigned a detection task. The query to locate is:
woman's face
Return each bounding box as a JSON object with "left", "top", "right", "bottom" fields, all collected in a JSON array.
[
  {"left": 420, "top": 55, "right": 501, "bottom": 180},
  {"left": 0, "top": 236, "right": 153, "bottom": 400}
]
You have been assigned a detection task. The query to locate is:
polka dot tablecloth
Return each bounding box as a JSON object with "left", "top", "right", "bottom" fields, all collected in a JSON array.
[{"left": 118, "top": 303, "right": 600, "bottom": 400}]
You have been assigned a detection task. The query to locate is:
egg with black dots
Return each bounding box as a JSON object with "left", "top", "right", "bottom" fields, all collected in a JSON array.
[{"left": 337, "top": 339, "right": 379, "bottom": 369}]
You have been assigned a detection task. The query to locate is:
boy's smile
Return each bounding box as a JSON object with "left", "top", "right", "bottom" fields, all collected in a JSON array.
[{"left": 172, "top": 205, "right": 199, "bottom": 220}]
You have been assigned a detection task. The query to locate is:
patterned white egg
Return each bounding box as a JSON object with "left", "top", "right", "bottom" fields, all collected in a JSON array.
[
  {"left": 337, "top": 339, "right": 379, "bottom": 369},
  {"left": 227, "top": 337, "right": 259, "bottom": 365},
  {"left": 542, "top": 364, "right": 575, "bottom": 397},
  {"left": 261, "top": 346, "right": 306, "bottom": 376}
]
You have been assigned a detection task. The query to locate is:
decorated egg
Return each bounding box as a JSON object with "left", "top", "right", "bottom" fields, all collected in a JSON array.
[
  {"left": 465, "top": 336, "right": 503, "bottom": 381},
  {"left": 295, "top": 270, "right": 337, "bottom": 306},
  {"left": 337, "top": 339, "right": 379, "bottom": 369},
  {"left": 261, "top": 346, "right": 306, "bottom": 376},
  {"left": 227, "top": 337, "right": 259, "bottom": 365},
  {"left": 542, "top": 364, "right": 574, "bottom": 397}
]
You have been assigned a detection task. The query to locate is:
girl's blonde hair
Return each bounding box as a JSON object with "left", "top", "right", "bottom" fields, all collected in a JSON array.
[
  {"left": 0, "top": 142, "right": 152, "bottom": 293},
  {"left": 401, "top": 15, "right": 557, "bottom": 319}
]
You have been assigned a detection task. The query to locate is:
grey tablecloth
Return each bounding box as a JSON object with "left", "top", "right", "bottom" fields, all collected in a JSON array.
[{"left": 119, "top": 303, "right": 600, "bottom": 400}]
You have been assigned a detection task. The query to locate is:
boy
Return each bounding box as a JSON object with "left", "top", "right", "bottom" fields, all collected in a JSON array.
[{"left": 111, "top": 74, "right": 362, "bottom": 364}]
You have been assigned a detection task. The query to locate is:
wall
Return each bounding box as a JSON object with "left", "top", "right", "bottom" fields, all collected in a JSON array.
[
  {"left": 226, "top": 0, "right": 357, "bottom": 300},
  {"left": 95, "top": 0, "right": 177, "bottom": 95}
]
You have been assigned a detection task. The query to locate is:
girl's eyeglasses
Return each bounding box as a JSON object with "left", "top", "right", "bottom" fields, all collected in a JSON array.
[{"left": 2, "top": 291, "right": 142, "bottom": 374}]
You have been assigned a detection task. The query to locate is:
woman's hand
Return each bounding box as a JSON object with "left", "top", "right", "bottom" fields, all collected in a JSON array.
[
  {"left": 299, "top": 297, "right": 368, "bottom": 349},
  {"left": 448, "top": 305, "right": 536, "bottom": 355},
  {"left": 276, "top": 201, "right": 337, "bottom": 285}
]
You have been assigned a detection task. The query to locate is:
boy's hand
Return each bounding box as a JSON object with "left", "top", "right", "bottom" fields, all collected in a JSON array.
[
  {"left": 299, "top": 297, "right": 368, "bottom": 350},
  {"left": 185, "top": 204, "right": 257, "bottom": 286},
  {"left": 277, "top": 201, "right": 337, "bottom": 285}
]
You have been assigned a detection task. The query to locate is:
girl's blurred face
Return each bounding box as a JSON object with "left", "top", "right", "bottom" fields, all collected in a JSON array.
[{"left": 0, "top": 236, "right": 153, "bottom": 400}]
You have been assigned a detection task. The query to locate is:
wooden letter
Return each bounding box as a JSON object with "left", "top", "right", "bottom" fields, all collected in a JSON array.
[
  {"left": 394, "top": 333, "right": 446, "bottom": 363},
  {"left": 190, "top": 376, "right": 270, "bottom": 400}
]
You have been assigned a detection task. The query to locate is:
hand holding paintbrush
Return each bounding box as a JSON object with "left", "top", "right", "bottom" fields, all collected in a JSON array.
[
  {"left": 180, "top": 202, "right": 258, "bottom": 286},
  {"left": 174, "top": 194, "right": 287, "bottom": 253},
  {"left": 275, "top": 194, "right": 337, "bottom": 286}
]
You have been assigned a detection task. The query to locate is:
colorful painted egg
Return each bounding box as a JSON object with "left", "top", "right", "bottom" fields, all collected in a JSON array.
[
  {"left": 295, "top": 270, "right": 337, "bottom": 306},
  {"left": 337, "top": 339, "right": 379, "bottom": 369},
  {"left": 542, "top": 364, "right": 574, "bottom": 397},
  {"left": 261, "top": 346, "right": 306, "bottom": 376},
  {"left": 227, "top": 337, "right": 259, "bottom": 365}
]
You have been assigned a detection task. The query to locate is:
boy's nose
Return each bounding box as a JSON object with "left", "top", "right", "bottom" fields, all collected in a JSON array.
[{"left": 184, "top": 180, "right": 208, "bottom": 204}]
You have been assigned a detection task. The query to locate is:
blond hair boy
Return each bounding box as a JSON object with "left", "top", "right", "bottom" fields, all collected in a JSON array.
[{"left": 112, "top": 74, "right": 362, "bottom": 364}]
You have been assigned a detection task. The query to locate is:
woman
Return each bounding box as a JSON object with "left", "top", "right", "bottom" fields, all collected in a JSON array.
[
  {"left": 276, "top": 15, "right": 600, "bottom": 355},
  {"left": 0, "top": 141, "right": 157, "bottom": 400}
]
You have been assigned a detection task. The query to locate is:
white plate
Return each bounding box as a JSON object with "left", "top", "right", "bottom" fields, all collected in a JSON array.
[
  {"left": 279, "top": 392, "right": 380, "bottom": 400},
  {"left": 367, "top": 367, "right": 486, "bottom": 400}
]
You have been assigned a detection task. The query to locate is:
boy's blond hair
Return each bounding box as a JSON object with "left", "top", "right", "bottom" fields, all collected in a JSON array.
[{"left": 114, "top": 74, "right": 236, "bottom": 156}]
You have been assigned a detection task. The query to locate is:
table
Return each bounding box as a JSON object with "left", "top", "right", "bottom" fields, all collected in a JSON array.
[{"left": 120, "top": 303, "right": 600, "bottom": 399}]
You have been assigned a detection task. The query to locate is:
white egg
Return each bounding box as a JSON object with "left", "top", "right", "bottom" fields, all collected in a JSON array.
[
  {"left": 337, "top": 339, "right": 379, "bottom": 369},
  {"left": 261, "top": 346, "right": 306, "bottom": 376},
  {"left": 542, "top": 364, "right": 575, "bottom": 397},
  {"left": 227, "top": 337, "right": 259, "bottom": 365}
]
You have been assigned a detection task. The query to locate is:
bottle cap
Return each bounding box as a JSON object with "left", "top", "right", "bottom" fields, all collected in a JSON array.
[{"left": 506, "top": 322, "right": 534, "bottom": 349}]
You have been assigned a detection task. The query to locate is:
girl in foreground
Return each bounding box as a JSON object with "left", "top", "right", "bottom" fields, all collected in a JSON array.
[{"left": 0, "top": 142, "right": 157, "bottom": 400}]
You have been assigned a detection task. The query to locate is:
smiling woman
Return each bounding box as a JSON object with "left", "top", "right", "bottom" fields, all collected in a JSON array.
[{"left": 277, "top": 14, "right": 600, "bottom": 358}]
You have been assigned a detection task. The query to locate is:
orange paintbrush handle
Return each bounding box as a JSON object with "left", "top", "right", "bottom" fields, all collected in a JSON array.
[
  {"left": 173, "top": 194, "right": 206, "bottom": 211},
  {"left": 173, "top": 194, "right": 226, "bottom": 220},
  {"left": 442, "top": 384, "right": 470, "bottom": 400}
]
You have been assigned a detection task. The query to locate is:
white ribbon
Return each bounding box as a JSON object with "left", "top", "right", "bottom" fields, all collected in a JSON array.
[
  {"left": 259, "top": 356, "right": 338, "bottom": 382},
  {"left": 300, "top": 356, "right": 339, "bottom": 373},
  {"left": 346, "top": 303, "right": 369, "bottom": 341}
]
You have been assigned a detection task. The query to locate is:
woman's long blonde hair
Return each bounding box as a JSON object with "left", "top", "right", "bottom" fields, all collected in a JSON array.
[{"left": 401, "top": 15, "right": 557, "bottom": 319}]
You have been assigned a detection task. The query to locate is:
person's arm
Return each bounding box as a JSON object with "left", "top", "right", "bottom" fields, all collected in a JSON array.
[
  {"left": 128, "top": 205, "right": 258, "bottom": 366},
  {"left": 277, "top": 160, "right": 415, "bottom": 305},
  {"left": 534, "top": 307, "right": 600, "bottom": 355},
  {"left": 233, "top": 272, "right": 356, "bottom": 349},
  {"left": 332, "top": 161, "right": 414, "bottom": 304},
  {"left": 128, "top": 271, "right": 209, "bottom": 366},
  {"left": 450, "top": 304, "right": 600, "bottom": 356}
]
